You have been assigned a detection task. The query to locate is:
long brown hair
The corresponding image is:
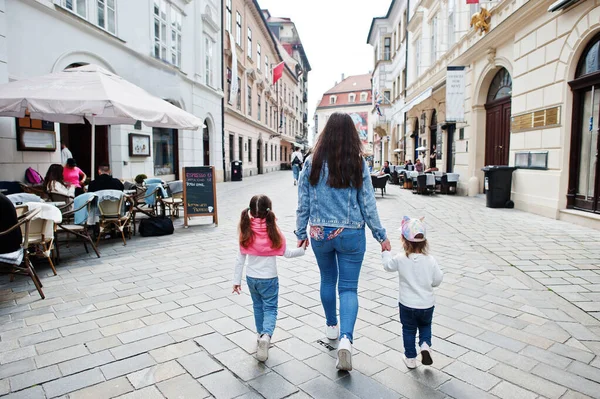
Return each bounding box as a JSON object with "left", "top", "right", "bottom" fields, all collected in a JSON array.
[
  {"left": 402, "top": 235, "right": 429, "bottom": 257},
  {"left": 44, "top": 164, "right": 65, "bottom": 192},
  {"left": 309, "top": 112, "right": 364, "bottom": 188},
  {"left": 239, "top": 195, "right": 282, "bottom": 249}
]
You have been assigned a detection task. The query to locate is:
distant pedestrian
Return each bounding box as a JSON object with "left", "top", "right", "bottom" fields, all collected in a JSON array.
[
  {"left": 296, "top": 112, "right": 390, "bottom": 371},
  {"left": 233, "top": 195, "right": 306, "bottom": 362},
  {"left": 291, "top": 147, "right": 303, "bottom": 186},
  {"left": 61, "top": 143, "right": 73, "bottom": 166},
  {"left": 382, "top": 216, "right": 443, "bottom": 369}
]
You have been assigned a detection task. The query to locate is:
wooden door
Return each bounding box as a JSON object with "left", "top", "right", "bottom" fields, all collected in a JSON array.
[{"left": 485, "top": 98, "right": 511, "bottom": 166}]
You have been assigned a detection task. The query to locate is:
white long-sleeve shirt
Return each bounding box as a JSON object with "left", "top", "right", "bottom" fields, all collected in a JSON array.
[
  {"left": 382, "top": 251, "right": 443, "bottom": 309},
  {"left": 233, "top": 247, "right": 305, "bottom": 285}
]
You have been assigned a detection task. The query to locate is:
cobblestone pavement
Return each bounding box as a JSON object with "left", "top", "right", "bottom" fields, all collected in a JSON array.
[{"left": 1, "top": 171, "right": 600, "bottom": 399}]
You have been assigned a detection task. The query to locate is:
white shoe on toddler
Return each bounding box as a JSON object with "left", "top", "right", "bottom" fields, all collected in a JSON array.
[
  {"left": 420, "top": 343, "right": 433, "bottom": 366},
  {"left": 256, "top": 334, "right": 270, "bottom": 362}
]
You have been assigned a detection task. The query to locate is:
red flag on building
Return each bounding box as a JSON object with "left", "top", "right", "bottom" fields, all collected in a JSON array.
[
  {"left": 272, "top": 62, "right": 284, "bottom": 85},
  {"left": 466, "top": 0, "right": 479, "bottom": 4}
]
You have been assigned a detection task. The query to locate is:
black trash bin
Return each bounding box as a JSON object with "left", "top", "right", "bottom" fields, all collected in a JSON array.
[
  {"left": 481, "top": 166, "right": 517, "bottom": 208},
  {"left": 231, "top": 160, "right": 243, "bottom": 181}
]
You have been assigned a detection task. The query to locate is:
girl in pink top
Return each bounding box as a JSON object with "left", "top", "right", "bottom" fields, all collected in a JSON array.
[
  {"left": 232, "top": 195, "right": 306, "bottom": 362},
  {"left": 63, "top": 158, "right": 87, "bottom": 195}
]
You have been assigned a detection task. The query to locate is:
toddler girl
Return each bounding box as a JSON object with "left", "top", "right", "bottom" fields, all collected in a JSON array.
[
  {"left": 233, "top": 195, "right": 306, "bottom": 362},
  {"left": 382, "top": 216, "right": 443, "bottom": 369}
]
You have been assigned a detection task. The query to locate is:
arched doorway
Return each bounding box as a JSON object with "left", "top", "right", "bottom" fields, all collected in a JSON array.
[
  {"left": 568, "top": 33, "right": 600, "bottom": 213},
  {"left": 430, "top": 110, "right": 437, "bottom": 169},
  {"left": 484, "top": 68, "right": 512, "bottom": 166},
  {"left": 203, "top": 121, "right": 210, "bottom": 166},
  {"left": 257, "top": 140, "right": 263, "bottom": 174}
]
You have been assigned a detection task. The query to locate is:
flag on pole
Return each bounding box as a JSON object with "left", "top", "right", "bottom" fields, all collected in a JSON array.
[
  {"left": 272, "top": 61, "right": 285, "bottom": 85},
  {"left": 466, "top": 0, "right": 479, "bottom": 4},
  {"left": 376, "top": 104, "right": 382, "bottom": 117}
]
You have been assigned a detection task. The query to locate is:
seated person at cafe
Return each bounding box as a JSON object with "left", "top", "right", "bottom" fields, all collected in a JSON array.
[
  {"left": 378, "top": 161, "right": 391, "bottom": 176},
  {"left": 414, "top": 159, "right": 425, "bottom": 173},
  {"left": 0, "top": 192, "right": 21, "bottom": 256},
  {"left": 88, "top": 164, "right": 124, "bottom": 192},
  {"left": 44, "top": 164, "right": 75, "bottom": 198}
]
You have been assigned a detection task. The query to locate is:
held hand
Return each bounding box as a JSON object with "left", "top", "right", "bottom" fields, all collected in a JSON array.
[
  {"left": 297, "top": 239, "right": 309, "bottom": 249},
  {"left": 380, "top": 239, "right": 391, "bottom": 252},
  {"left": 232, "top": 285, "right": 241, "bottom": 295}
]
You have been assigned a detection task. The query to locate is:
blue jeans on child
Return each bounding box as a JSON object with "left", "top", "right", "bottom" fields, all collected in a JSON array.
[
  {"left": 311, "top": 228, "right": 366, "bottom": 342},
  {"left": 292, "top": 164, "right": 300, "bottom": 181},
  {"left": 246, "top": 276, "right": 279, "bottom": 336},
  {"left": 399, "top": 303, "right": 434, "bottom": 358}
]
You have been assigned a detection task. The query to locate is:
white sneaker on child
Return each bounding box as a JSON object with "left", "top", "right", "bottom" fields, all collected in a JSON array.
[
  {"left": 420, "top": 343, "right": 433, "bottom": 366},
  {"left": 256, "top": 334, "right": 270, "bottom": 362},
  {"left": 403, "top": 356, "right": 417, "bottom": 369},
  {"left": 336, "top": 336, "right": 352, "bottom": 371},
  {"left": 326, "top": 325, "right": 339, "bottom": 340}
]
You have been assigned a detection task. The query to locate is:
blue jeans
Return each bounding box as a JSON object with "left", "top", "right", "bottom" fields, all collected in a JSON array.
[
  {"left": 246, "top": 277, "right": 279, "bottom": 336},
  {"left": 311, "top": 228, "right": 366, "bottom": 342},
  {"left": 292, "top": 164, "right": 300, "bottom": 181},
  {"left": 399, "top": 303, "right": 434, "bottom": 358}
]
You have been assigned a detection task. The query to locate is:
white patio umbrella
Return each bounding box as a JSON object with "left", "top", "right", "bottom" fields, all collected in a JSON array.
[{"left": 0, "top": 64, "right": 204, "bottom": 178}]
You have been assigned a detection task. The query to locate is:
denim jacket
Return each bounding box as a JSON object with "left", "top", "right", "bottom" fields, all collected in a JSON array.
[{"left": 295, "top": 157, "right": 387, "bottom": 242}]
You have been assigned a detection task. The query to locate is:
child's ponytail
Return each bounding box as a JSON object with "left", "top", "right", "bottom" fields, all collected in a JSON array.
[
  {"left": 239, "top": 207, "right": 253, "bottom": 248},
  {"left": 265, "top": 209, "right": 283, "bottom": 249}
]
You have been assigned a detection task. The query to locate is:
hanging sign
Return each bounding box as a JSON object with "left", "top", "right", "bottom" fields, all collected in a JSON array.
[
  {"left": 183, "top": 166, "right": 218, "bottom": 227},
  {"left": 446, "top": 66, "right": 466, "bottom": 123},
  {"left": 229, "top": 32, "right": 238, "bottom": 107}
]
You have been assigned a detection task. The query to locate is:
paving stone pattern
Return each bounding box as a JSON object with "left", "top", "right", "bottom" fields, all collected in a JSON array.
[{"left": 0, "top": 171, "right": 599, "bottom": 398}]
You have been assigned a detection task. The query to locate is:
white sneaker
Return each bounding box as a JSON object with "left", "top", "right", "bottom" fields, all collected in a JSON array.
[
  {"left": 336, "top": 336, "right": 352, "bottom": 371},
  {"left": 326, "top": 325, "right": 339, "bottom": 340},
  {"left": 420, "top": 343, "right": 433, "bottom": 366},
  {"left": 403, "top": 356, "right": 417, "bottom": 369},
  {"left": 256, "top": 334, "right": 270, "bottom": 362}
]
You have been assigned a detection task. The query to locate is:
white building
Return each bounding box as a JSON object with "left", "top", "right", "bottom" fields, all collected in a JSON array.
[
  {"left": 367, "top": 0, "right": 409, "bottom": 166},
  {"left": 0, "top": 0, "right": 224, "bottom": 183}
]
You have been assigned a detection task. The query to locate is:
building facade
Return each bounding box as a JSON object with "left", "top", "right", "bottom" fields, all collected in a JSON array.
[
  {"left": 371, "top": 0, "right": 600, "bottom": 228},
  {"left": 367, "top": 0, "right": 409, "bottom": 167},
  {"left": 314, "top": 74, "right": 373, "bottom": 160},
  {"left": 222, "top": 0, "right": 308, "bottom": 179},
  {"left": 0, "top": 0, "right": 223, "bottom": 182}
]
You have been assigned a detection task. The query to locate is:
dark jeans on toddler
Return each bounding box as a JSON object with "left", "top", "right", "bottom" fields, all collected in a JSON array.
[{"left": 399, "top": 303, "right": 434, "bottom": 359}]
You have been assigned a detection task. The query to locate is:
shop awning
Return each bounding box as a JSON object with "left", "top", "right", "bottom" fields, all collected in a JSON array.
[{"left": 400, "top": 87, "right": 433, "bottom": 114}]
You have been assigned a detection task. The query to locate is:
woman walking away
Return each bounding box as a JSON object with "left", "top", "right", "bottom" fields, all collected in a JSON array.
[
  {"left": 291, "top": 147, "right": 304, "bottom": 186},
  {"left": 233, "top": 195, "right": 306, "bottom": 362},
  {"left": 382, "top": 216, "right": 443, "bottom": 369},
  {"left": 296, "top": 112, "right": 391, "bottom": 371}
]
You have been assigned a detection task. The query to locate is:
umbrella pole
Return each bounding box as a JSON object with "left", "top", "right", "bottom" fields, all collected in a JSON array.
[{"left": 91, "top": 115, "right": 96, "bottom": 180}]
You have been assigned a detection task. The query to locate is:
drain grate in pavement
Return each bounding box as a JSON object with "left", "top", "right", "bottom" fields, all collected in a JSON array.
[{"left": 316, "top": 339, "right": 336, "bottom": 351}]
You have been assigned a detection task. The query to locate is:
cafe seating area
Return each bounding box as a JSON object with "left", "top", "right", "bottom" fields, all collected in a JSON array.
[
  {"left": 0, "top": 177, "right": 185, "bottom": 299},
  {"left": 386, "top": 165, "right": 460, "bottom": 196}
]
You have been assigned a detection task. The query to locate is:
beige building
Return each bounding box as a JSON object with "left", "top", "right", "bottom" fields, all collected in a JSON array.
[
  {"left": 314, "top": 74, "right": 374, "bottom": 162},
  {"left": 373, "top": 0, "right": 600, "bottom": 228},
  {"left": 222, "top": 0, "right": 307, "bottom": 179}
]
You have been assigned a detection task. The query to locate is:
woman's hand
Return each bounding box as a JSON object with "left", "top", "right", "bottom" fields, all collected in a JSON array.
[
  {"left": 297, "top": 239, "right": 309, "bottom": 249},
  {"left": 380, "top": 239, "right": 391, "bottom": 252},
  {"left": 232, "top": 285, "right": 242, "bottom": 295}
]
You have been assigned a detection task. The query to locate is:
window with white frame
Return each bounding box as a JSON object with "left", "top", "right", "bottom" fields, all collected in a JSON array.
[
  {"left": 360, "top": 92, "right": 368, "bottom": 102},
  {"left": 349, "top": 93, "right": 356, "bottom": 103},
  {"left": 63, "top": 0, "right": 87, "bottom": 18},
  {"left": 384, "top": 37, "right": 391, "bottom": 61},
  {"left": 247, "top": 28, "right": 252, "bottom": 59},
  {"left": 431, "top": 14, "right": 438, "bottom": 63},
  {"left": 236, "top": 12, "right": 242, "bottom": 47},
  {"left": 265, "top": 55, "right": 269, "bottom": 77},
  {"left": 170, "top": 7, "right": 182, "bottom": 67},
  {"left": 258, "top": 94, "right": 262, "bottom": 121},
  {"left": 153, "top": 0, "right": 168, "bottom": 61},
  {"left": 330, "top": 96, "right": 337, "bottom": 105},
  {"left": 257, "top": 44, "right": 261, "bottom": 71},
  {"left": 247, "top": 85, "right": 252, "bottom": 116},
  {"left": 448, "top": 0, "right": 456, "bottom": 48},
  {"left": 97, "top": 0, "right": 116, "bottom": 34},
  {"left": 205, "top": 36, "right": 213, "bottom": 86},
  {"left": 226, "top": 0, "right": 232, "bottom": 33},
  {"left": 415, "top": 37, "right": 421, "bottom": 77}
]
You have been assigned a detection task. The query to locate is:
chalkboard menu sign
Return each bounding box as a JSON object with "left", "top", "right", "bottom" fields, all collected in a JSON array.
[{"left": 182, "top": 166, "right": 218, "bottom": 226}]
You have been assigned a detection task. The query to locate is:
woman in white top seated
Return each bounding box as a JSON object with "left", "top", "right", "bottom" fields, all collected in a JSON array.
[{"left": 44, "top": 164, "right": 75, "bottom": 199}]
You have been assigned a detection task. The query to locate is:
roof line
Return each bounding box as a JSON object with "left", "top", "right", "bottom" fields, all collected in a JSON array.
[{"left": 366, "top": 0, "right": 397, "bottom": 44}]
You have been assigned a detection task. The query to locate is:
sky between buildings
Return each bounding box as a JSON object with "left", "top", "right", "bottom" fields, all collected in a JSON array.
[{"left": 258, "top": 0, "right": 392, "bottom": 142}]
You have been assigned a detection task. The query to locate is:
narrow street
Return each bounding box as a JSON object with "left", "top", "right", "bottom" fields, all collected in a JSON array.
[{"left": 1, "top": 170, "right": 599, "bottom": 398}]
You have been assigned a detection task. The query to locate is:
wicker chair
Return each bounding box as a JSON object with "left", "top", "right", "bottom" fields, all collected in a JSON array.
[
  {"left": 55, "top": 196, "right": 100, "bottom": 260},
  {"left": 0, "top": 208, "right": 45, "bottom": 299},
  {"left": 131, "top": 186, "right": 161, "bottom": 235},
  {"left": 96, "top": 195, "right": 132, "bottom": 246},
  {"left": 15, "top": 206, "right": 57, "bottom": 276}
]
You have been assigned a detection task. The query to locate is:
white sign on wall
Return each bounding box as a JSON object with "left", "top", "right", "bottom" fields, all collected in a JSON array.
[
  {"left": 229, "top": 32, "right": 238, "bottom": 107},
  {"left": 446, "top": 66, "right": 466, "bottom": 122}
]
